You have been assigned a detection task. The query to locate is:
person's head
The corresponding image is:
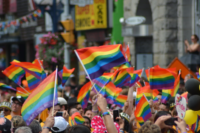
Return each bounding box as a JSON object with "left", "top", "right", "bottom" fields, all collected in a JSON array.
[
  {"left": 65, "top": 125, "right": 90, "bottom": 133},
  {"left": 76, "top": 104, "right": 83, "bottom": 116},
  {"left": 58, "top": 97, "right": 67, "bottom": 111},
  {"left": 70, "top": 77, "right": 76, "bottom": 86},
  {"left": 28, "top": 119, "right": 42, "bottom": 133},
  {"left": 15, "top": 126, "right": 32, "bottom": 133},
  {"left": 48, "top": 104, "right": 61, "bottom": 115},
  {"left": 68, "top": 107, "right": 79, "bottom": 116},
  {"left": 191, "top": 34, "right": 199, "bottom": 43},
  {"left": 158, "top": 103, "right": 169, "bottom": 112},
  {"left": 83, "top": 116, "right": 91, "bottom": 129},
  {"left": 84, "top": 109, "right": 92, "bottom": 120},
  {"left": 11, "top": 116, "right": 26, "bottom": 131},
  {"left": 51, "top": 117, "right": 68, "bottom": 133},
  {"left": 70, "top": 90, "right": 78, "bottom": 98},
  {"left": 138, "top": 121, "right": 161, "bottom": 133},
  {"left": 64, "top": 85, "right": 71, "bottom": 92},
  {"left": 0, "top": 102, "right": 11, "bottom": 116},
  {"left": 184, "top": 74, "right": 193, "bottom": 83},
  {"left": 0, "top": 118, "right": 11, "bottom": 133},
  {"left": 11, "top": 96, "right": 25, "bottom": 115}
]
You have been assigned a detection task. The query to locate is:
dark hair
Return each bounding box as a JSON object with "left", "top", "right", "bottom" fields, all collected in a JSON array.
[
  {"left": 154, "top": 111, "right": 171, "bottom": 123},
  {"left": 193, "top": 34, "right": 199, "bottom": 41},
  {"left": 83, "top": 116, "right": 91, "bottom": 124},
  {"left": 29, "top": 119, "right": 42, "bottom": 133},
  {"left": 68, "top": 106, "right": 77, "bottom": 115},
  {"left": 65, "top": 125, "right": 90, "bottom": 133},
  {"left": 48, "top": 103, "right": 61, "bottom": 110},
  {"left": 70, "top": 77, "right": 76, "bottom": 83}
]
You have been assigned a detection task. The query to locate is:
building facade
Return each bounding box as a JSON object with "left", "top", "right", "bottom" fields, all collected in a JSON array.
[{"left": 123, "top": 0, "right": 195, "bottom": 68}]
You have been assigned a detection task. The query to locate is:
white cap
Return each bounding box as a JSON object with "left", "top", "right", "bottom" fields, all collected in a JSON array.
[
  {"left": 58, "top": 97, "right": 67, "bottom": 105},
  {"left": 51, "top": 117, "right": 68, "bottom": 132}
]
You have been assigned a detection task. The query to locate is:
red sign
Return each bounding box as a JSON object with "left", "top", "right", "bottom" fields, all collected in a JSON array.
[
  {"left": 0, "top": 0, "right": 3, "bottom": 14},
  {"left": 9, "top": 0, "right": 17, "bottom": 13}
]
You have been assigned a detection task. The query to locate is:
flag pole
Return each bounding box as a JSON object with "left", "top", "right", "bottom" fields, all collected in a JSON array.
[
  {"left": 149, "top": 67, "right": 153, "bottom": 100},
  {"left": 52, "top": 66, "right": 58, "bottom": 116},
  {"left": 19, "top": 85, "right": 30, "bottom": 94},
  {"left": 74, "top": 50, "right": 99, "bottom": 94}
]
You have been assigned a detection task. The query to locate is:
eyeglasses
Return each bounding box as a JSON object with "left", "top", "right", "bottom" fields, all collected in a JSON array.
[
  {"left": 12, "top": 102, "right": 21, "bottom": 106},
  {"left": 0, "top": 108, "right": 10, "bottom": 112}
]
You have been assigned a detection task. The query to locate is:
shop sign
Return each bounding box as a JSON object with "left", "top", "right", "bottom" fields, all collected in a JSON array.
[
  {"left": 70, "top": 0, "right": 93, "bottom": 7},
  {"left": 75, "top": 0, "right": 107, "bottom": 31},
  {"left": 125, "top": 16, "right": 145, "bottom": 26},
  {"left": 0, "top": 0, "right": 3, "bottom": 14}
]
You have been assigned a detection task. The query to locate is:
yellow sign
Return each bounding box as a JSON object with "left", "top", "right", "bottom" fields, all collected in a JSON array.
[
  {"left": 75, "top": 0, "right": 107, "bottom": 31},
  {"left": 78, "top": 36, "right": 86, "bottom": 84}
]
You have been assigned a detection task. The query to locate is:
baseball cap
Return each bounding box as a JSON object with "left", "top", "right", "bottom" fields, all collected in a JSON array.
[
  {"left": 58, "top": 97, "right": 67, "bottom": 105},
  {"left": 0, "top": 118, "right": 11, "bottom": 133},
  {"left": 168, "top": 97, "right": 175, "bottom": 110},
  {"left": 0, "top": 102, "right": 11, "bottom": 110},
  {"left": 12, "top": 96, "right": 25, "bottom": 105},
  {"left": 51, "top": 117, "right": 68, "bottom": 133}
]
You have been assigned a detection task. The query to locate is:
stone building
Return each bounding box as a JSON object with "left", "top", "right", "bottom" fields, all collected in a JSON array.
[{"left": 123, "top": 0, "right": 195, "bottom": 68}]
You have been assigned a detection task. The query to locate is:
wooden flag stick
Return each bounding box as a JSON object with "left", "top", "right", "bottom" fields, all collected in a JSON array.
[
  {"left": 19, "top": 85, "right": 30, "bottom": 94},
  {"left": 74, "top": 50, "right": 99, "bottom": 94},
  {"left": 52, "top": 66, "right": 58, "bottom": 116}
]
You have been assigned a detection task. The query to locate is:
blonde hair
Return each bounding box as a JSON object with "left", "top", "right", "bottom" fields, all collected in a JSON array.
[{"left": 138, "top": 121, "right": 161, "bottom": 133}]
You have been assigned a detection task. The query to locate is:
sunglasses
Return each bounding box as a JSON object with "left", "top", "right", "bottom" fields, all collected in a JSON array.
[{"left": 0, "top": 108, "right": 10, "bottom": 112}]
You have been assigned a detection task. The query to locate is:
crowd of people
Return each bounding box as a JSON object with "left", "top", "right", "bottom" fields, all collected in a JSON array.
[{"left": 0, "top": 73, "right": 196, "bottom": 133}]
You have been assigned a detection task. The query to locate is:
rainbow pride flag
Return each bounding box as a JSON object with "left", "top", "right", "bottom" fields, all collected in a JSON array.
[
  {"left": 58, "top": 66, "right": 75, "bottom": 86},
  {"left": 126, "top": 67, "right": 140, "bottom": 87},
  {"left": 16, "top": 87, "right": 32, "bottom": 99},
  {"left": 77, "top": 81, "right": 92, "bottom": 109},
  {"left": 122, "top": 44, "right": 131, "bottom": 62},
  {"left": 136, "top": 85, "right": 151, "bottom": 105},
  {"left": 11, "top": 61, "right": 42, "bottom": 79},
  {"left": 170, "top": 73, "right": 180, "bottom": 97},
  {"left": 134, "top": 113, "right": 144, "bottom": 126},
  {"left": 114, "top": 95, "right": 127, "bottom": 108},
  {"left": 152, "top": 89, "right": 159, "bottom": 102},
  {"left": 2, "top": 64, "right": 25, "bottom": 86},
  {"left": 0, "top": 83, "right": 16, "bottom": 91},
  {"left": 161, "top": 89, "right": 172, "bottom": 104},
  {"left": 93, "top": 70, "right": 118, "bottom": 88},
  {"left": 114, "top": 68, "right": 131, "bottom": 87},
  {"left": 149, "top": 68, "right": 175, "bottom": 90},
  {"left": 75, "top": 44, "right": 126, "bottom": 79},
  {"left": 71, "top": 112, "right": 85, "bottom": 124},
  {"left": 135, "top": 95, "right": 152, "bottom": 121},
  {"left": 112, "top": 62, "right": 131, "bottom": 71},
  {"left": 105, "top": 82, "right": 122, "bottom": 104},
  {"left": 21, "top": 70, "right": 58, "bottom": 125}
]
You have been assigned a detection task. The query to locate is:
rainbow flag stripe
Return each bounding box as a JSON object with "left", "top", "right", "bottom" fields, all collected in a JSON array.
[
  {"left": 58, "top": 66, "right": 75, "bottom": 86},
  {"left": 11, "top": 61, "right": 42, "bottom": 79},
  {"left": 134, "top": 113, "right": 144, "bottom": 126},
  {"left": 135, "top": 95, "right": 152, "bottom": 121},
  {"left": 16, "top": 87, "right": 32, "bottom": 99},
  {"left": 153, "top": 89, "right": 159, "bottom": 102},
  {"left": 161, "top": 89, "right": 172, "bottom": 104},
  {"left": 149, "top": 68, "right": 175, "bottom": 90},
  {"left": 122, "top": 44, "right": 131, "bottom": 62},
  {"left": 0, "top": 83, "right": 16, "bottom": 91},
  {"left": 26, "top": 72, "right": 41, "bottom": 90},
  {"left": 114, "top": 95, "right": 127, "bottom": 108},
  {"left": 170, "top": 73, "right": 180, "bottom": 97},
  {"left": 114, "top": 69, "right": 131, "bottom": 87},
  {"left": 75, "top": 44, "right": 126, "bottom": 79},
  {"left": 77, "top": 81, "right": 92, "bottom": 109},
  {"left": 136, "top": 85, "right": 151, "bottom": 105},
  {"left": 112, "top": 62, "right": 131, "bottom": 71},
  {"left": 93, "top": 70, "right": 118, "bottom": 88},
  {"left": 105, "top": 82, "right": 122, "bottom": 104},
  {"left": 126, "top": 67, "right": 140, "bottom": 87},
  {"left": 2, "top": 64, "right": 25, "bottom": 86},
  {"left": 21, "top": 70, "right": 58, "bottom": 125},
  {"left": 71, "top": 112, "right": 85, "bottom": 124}
]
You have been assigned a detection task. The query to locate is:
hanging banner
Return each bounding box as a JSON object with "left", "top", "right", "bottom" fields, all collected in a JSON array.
[
  {"left": 75, "top": 0, "right": 107, "bottom": 31},
  {"left": 0, "top": 0, "right": 3, "bottom": 15},
  {"left": 9, "top": 0, "right": 17, "bottom": 13}
]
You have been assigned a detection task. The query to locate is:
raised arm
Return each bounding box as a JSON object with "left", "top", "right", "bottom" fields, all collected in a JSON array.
[{"left": 97, "top": 94, "right": 118, "bottom": 133}]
